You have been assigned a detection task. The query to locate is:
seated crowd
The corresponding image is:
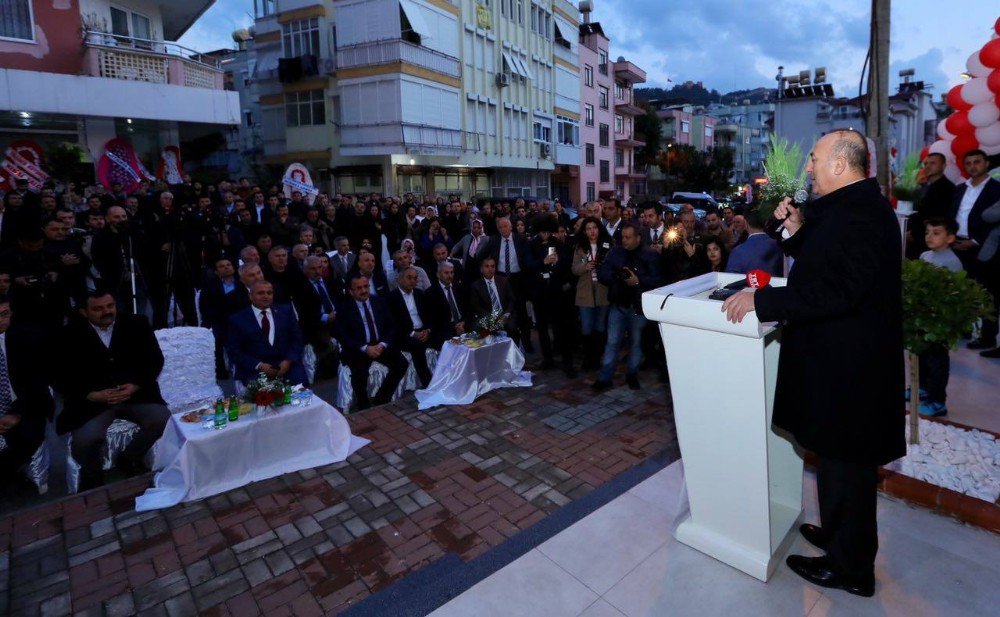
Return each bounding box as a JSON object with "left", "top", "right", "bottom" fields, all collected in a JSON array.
[{"left": 1, "top": 148, "right": 997, "bottom": 490}]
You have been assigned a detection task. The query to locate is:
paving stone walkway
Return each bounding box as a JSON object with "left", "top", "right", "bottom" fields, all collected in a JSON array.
[{"left": 1, "top": 370, "right": 677, "bottom": 617}]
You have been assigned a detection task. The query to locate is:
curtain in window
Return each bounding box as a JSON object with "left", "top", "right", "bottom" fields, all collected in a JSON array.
[{"left": 0, "top": 0, "right": 33, "bottom": 41}]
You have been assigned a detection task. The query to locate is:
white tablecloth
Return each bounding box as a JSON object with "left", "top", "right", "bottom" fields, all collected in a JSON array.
[
  {"left": 135, "top": 398, "right": 369, "bottom": 511},
  {"left": 415, "top": 337, "right": 532, "bottom": 410}
]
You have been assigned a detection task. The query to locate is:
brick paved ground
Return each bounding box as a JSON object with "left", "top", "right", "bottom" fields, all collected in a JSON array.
[{"left": 0, "top": 369, "right": 677, "bottom": 617}]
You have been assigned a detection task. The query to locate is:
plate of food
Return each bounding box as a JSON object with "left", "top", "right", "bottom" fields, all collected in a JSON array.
[{"left": 180, "top": 409, "right": 209, "bottom": 423}]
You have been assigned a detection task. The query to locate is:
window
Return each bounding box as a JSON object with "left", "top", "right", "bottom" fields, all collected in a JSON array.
[
  {"left": 244, "top": 110, "right": 254, "bottom": 127},
  {"left": 584, "top": 104, "right": 594, "bottom": 127},
  {"left": 598, "top": 49, "right": 608, "bottom": 74},
  {"left": 615, "top": 83, "right": 627, "bottom": 101},
  {"left": 1, "top": 0, "right": 34, "bottom": 41},
  {"left": 614, "top": 114, "right": 624, "bottom": 134},
  {"left": 681, "top": 120, "right": 690, "bottom": 134},
  {"left": 110, "top": 6, "right": 152, "bottom": 43},
  {"left": 585, "top": 143, "right": 595, "bottom": 165},
  {"left": 600, "top": 160, "right": 610, "bottom": 183},
  {"left": 255, "top": 0, "right": 276, "bottom": 18},
  {"left": 599, "top": 86, "right": 609, "bottom": 109},
  {"left": 532, "top": 121, "right": 551, "bottom": 143},
  {"left": 705, "top": 125, "right": 714, "bottom": 138},
  {"left": 554, "top": 20, "right": 570, "bottom": 48},
  {"left": 557, "top": 117, "right": 579, "bottom": 146},
  {"left": 615, "top": 148, "right": 624, "bottom": 167},
  {"left": 586, "top": 182, "right": 596, "bottom": 202},
  {"left": 286, "top": 90, "right": 326, "bottom": 127},
  {"left": 283, "top": 18, "right": 320, "bottom": 57},
  {"left": 584, "top": 65, "right": 593, "bottom": 87},
  {"left": 516, "top": 0, "right": 523, "bottom": 24},
  {"left": 599, "top": 123, "right": 609, "bottom": 147}
]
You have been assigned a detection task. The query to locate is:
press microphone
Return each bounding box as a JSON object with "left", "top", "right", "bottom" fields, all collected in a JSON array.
[
  {"left": 766, "top": 189, "right": 809, "bottom": 238},
  {"left": 746, "top": 269, "right": 772, "bottom": 289}
]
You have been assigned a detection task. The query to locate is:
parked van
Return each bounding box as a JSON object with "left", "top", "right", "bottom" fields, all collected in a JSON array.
[{"left": 670, "top": 191, "right": 719, "bottom": 213}]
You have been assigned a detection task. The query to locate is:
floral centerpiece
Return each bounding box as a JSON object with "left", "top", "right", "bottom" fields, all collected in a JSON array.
[
  {"left": 474, "top": 310, "right": 508, "bottom": 339},
  {"left": 244, "top": 372, "right": 286, "bottom": 410},
  {"left": 759, "top": 134, "right": 808, "bottom": 219}
]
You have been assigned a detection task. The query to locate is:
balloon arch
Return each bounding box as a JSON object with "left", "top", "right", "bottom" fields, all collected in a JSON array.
[{"left": 925, "top": 17, "right": 1000, "bottom": 179}]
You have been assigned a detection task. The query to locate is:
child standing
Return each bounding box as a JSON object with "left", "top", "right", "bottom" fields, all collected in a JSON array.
[{"left": 915, "top": 218, "right": 963, "bottom": 416}]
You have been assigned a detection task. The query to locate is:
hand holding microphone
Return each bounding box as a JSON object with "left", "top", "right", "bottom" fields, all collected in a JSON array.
[{"left": 766, "top": 189, "right": 808, "bottom": 239}]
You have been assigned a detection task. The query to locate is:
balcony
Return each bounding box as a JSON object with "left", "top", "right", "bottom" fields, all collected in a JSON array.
[
  {"left": 615, "top": 134, "right": 645, "bottom": 147},
  {"left": 615, "top": 101, "right": 644, "bottom": 116},
  {"left": 340, "top": 122, "right": 473, "bottom": 155},
  {"left": 337, "top": 39, "right": 460, "bottom": 79},
  {"left": 714, "top": 123, "right": 739, "bottom": 134},
  {"left": 613, "top": 60, "right": 646, "bottom": 84},
  {"left": 82, "top": 31, "right": 223, "bottom": 89}
]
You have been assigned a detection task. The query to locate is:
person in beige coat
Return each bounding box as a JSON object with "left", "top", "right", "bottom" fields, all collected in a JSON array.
[{"left": 571, "top": 217, "right": 612, "bottom": 370}]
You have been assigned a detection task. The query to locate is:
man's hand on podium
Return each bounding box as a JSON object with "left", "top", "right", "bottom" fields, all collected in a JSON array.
[{"left": 722, "top": 288, "right": 756, "bottom": 323}]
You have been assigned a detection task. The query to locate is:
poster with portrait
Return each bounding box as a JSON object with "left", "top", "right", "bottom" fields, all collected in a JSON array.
[{"left": 282, "top": 163, "right": 319, "bottom": 205}]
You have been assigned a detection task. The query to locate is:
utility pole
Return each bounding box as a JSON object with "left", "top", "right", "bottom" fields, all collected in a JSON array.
[{"left": 867, "top": 0, "right": 891, "bottom": 190}]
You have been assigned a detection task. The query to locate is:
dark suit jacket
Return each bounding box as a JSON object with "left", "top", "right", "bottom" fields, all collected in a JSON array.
[
  {"left": 755, "top": 178, "right": 904, "bottom": 466},
  {"left": 425, "top": 281, "right": 470, "bottom": 342},
  {"left": 226, "top": 304, "right": 306, "bottom": 384},
  {"left": 951, "top": 177, "right": 1000, "bottom": 245},
  {"left": 469, "top": 276, "right": 515, "bottom": 322},
  {"left": 4, "top": 325, "right": 55, "bottom": 422},
  {"left": 329, "top": 252, "right": 356, "bottom": 283},
  {"left": 724, "top": 232, "right": 784, "bottom": 277},
  {"left": 386, "top": 288, "right": 433, "bottom": 346},
  {"left": 199, "top": 277, "right": 241, "bottom": 341},
  {"left": 425, "top": 258, "right": 466, "bottom": 288},
  {"left": 483, "top": 234, "right": 535, "bottom": 276},
  {"left": 335, "top": 297, "right": 396, "bottom": 353},
  {"left": 56, "top": 315, "right": 166, "bottom": 434}
]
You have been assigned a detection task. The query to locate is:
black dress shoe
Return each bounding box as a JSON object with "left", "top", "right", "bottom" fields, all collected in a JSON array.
[
  {"left": 786, "top": 555, "right": 875, "bottom": 598},
  {"left": 799, "top": 523, "right": 827, "bottom": 550},
  {"left": 980, "top": 347, "right": 1000, "bottom": 358},
  {"left": 591, "top": 380, "right": 612, "bottom": 392},
  {"left": 967, "top": 339, "right": 994, "bottom": 350},
  {"left": 625, "top": 374, "right": 640, "bottom": 390}
]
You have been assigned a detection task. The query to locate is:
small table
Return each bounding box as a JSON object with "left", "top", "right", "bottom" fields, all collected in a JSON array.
[
  {"left": 135, "top": 397, "right": 369, "bottom": 511},
  {"left": 415, "top": 336, "right": 532, "bottom": 410}
]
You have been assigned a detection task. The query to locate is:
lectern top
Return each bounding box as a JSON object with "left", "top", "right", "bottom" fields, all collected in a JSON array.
[{"left": 641, "top": 272, "right": 786, "bottom": 339}]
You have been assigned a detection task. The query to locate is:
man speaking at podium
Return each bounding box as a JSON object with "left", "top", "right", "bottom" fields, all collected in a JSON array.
[{"left": 722, "top": 130, "right": 904, "bottom": 597}]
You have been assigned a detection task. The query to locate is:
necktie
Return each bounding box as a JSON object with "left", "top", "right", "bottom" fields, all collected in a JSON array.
[
  {"left": 487, "top": 281, "right": 501, "bottom": 312},
  {"left": 0, "top": 342, "right": 12, "bottom": 416},
  {"left": 503, "top": 238, "right": 511, "bottom": 274},
  {"left": 446, "top": 285, "right": 461, "bottom": 321},
  {"left": 260, "top": 309, "right": 270, "bottom": 342},
  {"left": 363, "top": 301, "right": 378, "bottom": 344},
  {"left": 315, "top": 280, "right": 333, "bottom": 313}
]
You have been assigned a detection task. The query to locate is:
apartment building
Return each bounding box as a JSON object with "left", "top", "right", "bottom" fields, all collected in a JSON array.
[
  {"left": 0, "top": 0, "right": 239, "bottom": 172},
  {"left": 570, "top": 3, "right": 645, "bottom": 206},
  {"left": 708, "top": 101, "right": 775, "bottom": 184},
  {"left": 243, "top": 0, "right": 581, "bottom": 198}
]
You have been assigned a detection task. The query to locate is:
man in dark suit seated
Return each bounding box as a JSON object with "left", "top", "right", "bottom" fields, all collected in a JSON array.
[
  {"left": 226, "top": 280, "right": 307, "bottom": 385},
  {"left": 0, "top": 297, "right": 54, "bottom": 487},
  {"left": 56, "top": 290, "right": 170, "bottom": 490},
  {"left": 426, "top": 261, "right": 469, "bottom": 349},
  {"left": 468, "top": 257, "right": 516, "bottom": 339},
  {"left": 724, "top": 208, "right": 784, "bottom": 277},
  {"left": 336, "top": 274, "right": 409, "bottom": 410},
  {"left": 386, "top": 267, "right": 434, "bottom": 387},
  {"left": 300, "top": 255, "right": 340, "bottom": 380}
]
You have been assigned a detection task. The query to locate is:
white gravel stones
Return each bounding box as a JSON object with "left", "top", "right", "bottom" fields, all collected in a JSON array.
[{"left": 889, "top": 420, "right": 1000, "bottom": 503}]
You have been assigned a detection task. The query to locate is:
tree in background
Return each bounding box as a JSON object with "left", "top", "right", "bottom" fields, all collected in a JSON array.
[
  {"left": 635, "top": 105, "right": 662, "bottom": 167},
  {"left": 656, "top": 144, "right": 734, "bottom": 194}
]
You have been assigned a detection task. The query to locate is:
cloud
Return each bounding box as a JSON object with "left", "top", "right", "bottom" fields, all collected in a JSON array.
[{"left": 177, "top": 0, "right": 253, "bottom": 52}]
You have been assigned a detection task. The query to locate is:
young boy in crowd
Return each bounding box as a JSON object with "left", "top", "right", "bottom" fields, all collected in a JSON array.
[{"left": 914, "top": 218, "right": 963, "bottom": 416}]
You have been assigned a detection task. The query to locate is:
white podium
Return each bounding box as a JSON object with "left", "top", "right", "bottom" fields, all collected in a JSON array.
[{"left": 642, "top": 272, "right": 803, "bottom": 582}]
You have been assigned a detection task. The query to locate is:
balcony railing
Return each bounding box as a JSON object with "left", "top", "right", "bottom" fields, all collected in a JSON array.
[
  {"left": 340, "top": 122, "right": 473, "bottom": 152},
  {"left": 337, "top": 39, "right": 460, "bottom": 78},
  {"left": 82, "top": 31, "right": 223, "bottom": 89}
]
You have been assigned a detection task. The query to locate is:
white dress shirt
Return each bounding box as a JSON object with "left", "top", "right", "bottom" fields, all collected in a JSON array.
[
  {"left": 0, "top": 332, "right": 17, "bottom": 404},
  {"left": 605, "top": 219, "right": 622, "bottom": 238},
  {"left": 401, "top": 290, "right": 424, "bottom": 332},
  {"left": 499, "top": 236, "right": 520, "bottom": 273},
  {"left": 251, "top": 305, "right": 275, "bottom": 346},
  {"left": 90, "top": 322, "right": 114, "bottom": 348},
  {"left": 956, "top": 178, "right": 987, "bottom": 240}
]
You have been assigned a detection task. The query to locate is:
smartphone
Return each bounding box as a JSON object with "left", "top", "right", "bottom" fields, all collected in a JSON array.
[{"left": 548, "top": 246, "right": 556, "bottom": 256}]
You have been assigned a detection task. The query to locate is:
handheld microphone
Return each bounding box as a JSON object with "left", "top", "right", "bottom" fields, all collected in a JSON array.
[
  {"left": 746, "top": 269, "right": 772, "bottom": 289},
  {"left": 766, "top": 189, "right": 809, "bottom": 238}
]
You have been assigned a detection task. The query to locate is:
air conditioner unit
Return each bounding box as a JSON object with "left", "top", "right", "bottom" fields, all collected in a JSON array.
[
  {"left": 540, "top": 143, "right": 552, "bottom": 158},
  {"left": 496, "top": 72, "right": 510, "bottom": 88}
]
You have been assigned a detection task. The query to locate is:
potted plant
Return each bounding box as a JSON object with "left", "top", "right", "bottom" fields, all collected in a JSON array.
[
  {"left": 759, "top": 134, "right": 808, "bottom": 220},
  {"left": 81, "top": 12, "right": 111, "bottom": 45},
  {"left": 901, "top": 259, "right": 994, "bottom": 444},
  {"left": 892, "top": 154, "right": 921, "bottom": 214}
]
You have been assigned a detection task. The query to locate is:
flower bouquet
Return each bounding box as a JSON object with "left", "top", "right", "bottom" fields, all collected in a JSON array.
[
  {"left": 473, "top": 310, "right": 508, "bottom": 340},
  {"left": 759, "top": 134, "right": 809, "bottom": 220},
  {"left": 244, "top": 373, "right": 287, "bottom": 414}
]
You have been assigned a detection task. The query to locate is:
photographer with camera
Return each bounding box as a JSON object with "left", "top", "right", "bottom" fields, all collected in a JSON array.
[{"left": 592, "top": 222, "right": 664, "bottom": 392}]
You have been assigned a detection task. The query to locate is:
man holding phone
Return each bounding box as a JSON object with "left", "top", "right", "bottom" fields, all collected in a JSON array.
[{"left": 593, "top": 223, "right": 664, "bottom": 391}]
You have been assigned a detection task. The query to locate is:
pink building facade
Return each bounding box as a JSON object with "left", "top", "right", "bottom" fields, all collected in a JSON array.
[{"left": 569, "top": 18, "right": 646, "bottom": 206}]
